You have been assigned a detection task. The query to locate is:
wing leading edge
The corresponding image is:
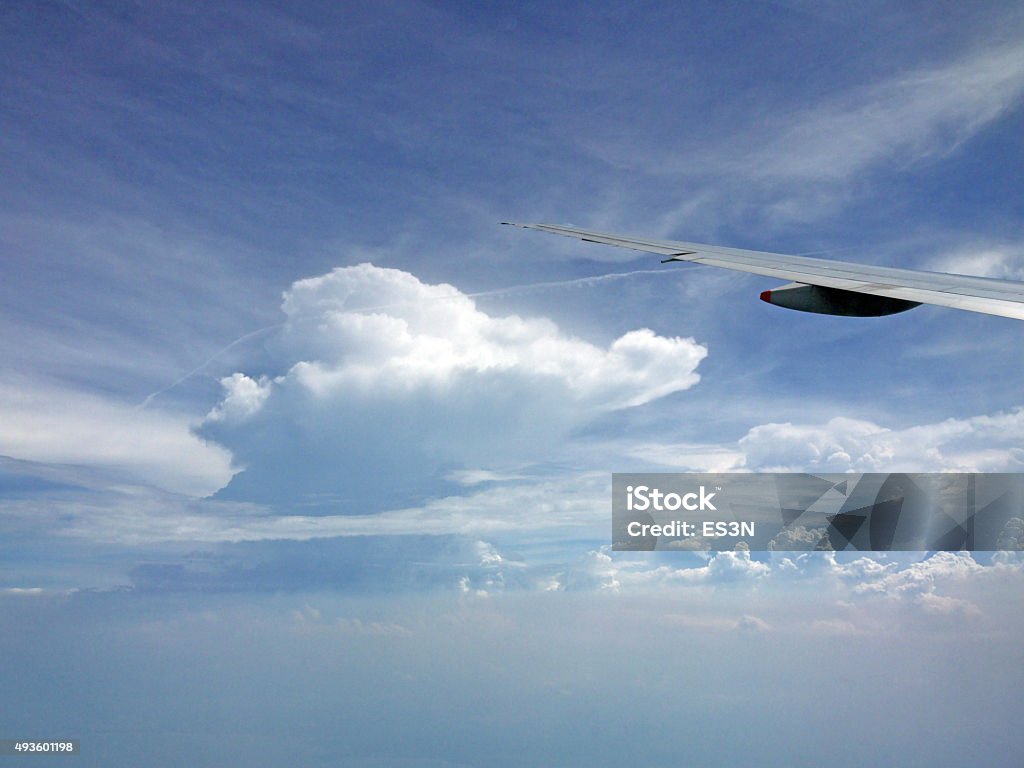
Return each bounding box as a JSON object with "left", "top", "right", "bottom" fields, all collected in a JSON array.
[{"left": 502, "top": 222, "right": 1024, "bottom": 321}]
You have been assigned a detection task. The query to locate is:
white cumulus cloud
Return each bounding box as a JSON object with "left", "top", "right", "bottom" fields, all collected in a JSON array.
[
  {"left": 205, "top": 373, "right": 271, "bottom": 423},
  {"left": 271, "top": 263, "right": 705, "bottom": 408},
  {"left": 201, "top": 263, "right": 707, "bottom": 511},
  {"left": 737, "top": 409, "right": 1024, "bottom": 473}
]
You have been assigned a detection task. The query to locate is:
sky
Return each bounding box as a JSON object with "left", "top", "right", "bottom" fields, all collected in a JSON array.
[{"left": 2, "top": 1, "right": 1024, "bottom": 765}]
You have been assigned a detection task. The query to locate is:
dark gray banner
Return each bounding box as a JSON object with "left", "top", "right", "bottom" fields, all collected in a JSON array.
[{"left": 612, "top": 473, "right": 1024, "bottom": 551}]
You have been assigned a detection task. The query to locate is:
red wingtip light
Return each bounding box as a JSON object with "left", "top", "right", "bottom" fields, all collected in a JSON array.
[{"left": 759, "top": 290, "right": 772, "bottom": 303}]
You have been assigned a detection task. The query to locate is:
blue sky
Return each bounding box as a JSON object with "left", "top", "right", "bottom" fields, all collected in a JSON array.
[{"left": 3, "top": 1, "right": 1024, "bottom": 765}]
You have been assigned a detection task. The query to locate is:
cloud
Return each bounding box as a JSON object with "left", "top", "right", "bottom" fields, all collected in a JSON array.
[
  {"left": 47, "top": 391, "right": 1019, "bottom": 551},
  {"left": 118, "top": 534, "right": 542, "bottom": 595},
  {"left": 620, "top": 39, "right": 1024, "bottom": 231},
  {"left": 201, "top": 263, "right": 707, "bottom": 511},
  {"left": 0, "top": 378, "right": 234, "bottom": 496},
  {"left": 927, "top": 241, "right": 1024, "bottom": 280},
  {"left": 768, "top": 525, "right": 831, "bottom": 551},
  {"left": 747, "top": 42, "right": 1024, "bottom": 182},
  {"left": 834, "top": 551, "right": 1024, "bottom": 621},
  {"left": 915, "top": 592, "right": 981, "bottom": 617},
  {"left": 850, "top": 550, "right": 985, "bottom": 596},
  {"left": 996, "top": 518, "right": 1024, "bottom": 550},
  {"left": 445, "top": 469, "right": 529, "bottom": 486},
  {"left": 554, "top": 549, "right": 1024, "bottom": 636},
  {"left": 737, "top": 409, "right": 1024, "bottom": 472},
  {"left": 203, "top": 373, "right": 271, "bottom": 423},
  {"left": 597, "top": 35, "right": 1024, "bottom": 185},
  {"left": 270, "top": 263, "right": 705, "bottom": 408},
  {"left": 290, "top": 605, "right": 413, "bottom": 636},
  {"left": 37, "top": 470, "right": 607, "bottom": 548},
  {"left": 563, "top": 547, "right": 769, "bottom": 592},
  {"left": 626, "top": 406, "right": 1024, "bottom": 477},
  {"left": 737, "top": 614, "right": 770, "bottom": 632}
]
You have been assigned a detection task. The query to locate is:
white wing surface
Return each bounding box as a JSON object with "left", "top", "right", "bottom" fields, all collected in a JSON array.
[{"left": 503, "top": 222, "right": 1024, "bottom": 321}]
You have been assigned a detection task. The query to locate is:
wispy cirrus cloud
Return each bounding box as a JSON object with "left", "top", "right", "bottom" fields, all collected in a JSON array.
[
  {"left": 744, "top": 42, "right": 1024, "bottom": 182},
  {"left": 576, "top": 38, "right": 1024, "bottom": 234}
]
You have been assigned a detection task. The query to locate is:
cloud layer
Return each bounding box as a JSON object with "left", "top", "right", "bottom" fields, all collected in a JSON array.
[{"left": 0, "top": 378, "right": 233, "bottom": 496}]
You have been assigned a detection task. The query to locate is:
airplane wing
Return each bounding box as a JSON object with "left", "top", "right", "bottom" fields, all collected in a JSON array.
[{"left": 502, "top": 222, "right": 1024, "bottom": 321}]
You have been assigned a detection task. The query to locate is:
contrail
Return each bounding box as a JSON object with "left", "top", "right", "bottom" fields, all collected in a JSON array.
[
  {"left": 136, "top": 324, "right": 282, "bottom": 409},
  {"left": 464, "top": 267, "right": 676, "bottom": 298},
  {"left": 353, "top": 266, "right": 692, "bottom": 312},
  {"left": 137, "top": 265, "right": 687, "bottom": 408}
]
